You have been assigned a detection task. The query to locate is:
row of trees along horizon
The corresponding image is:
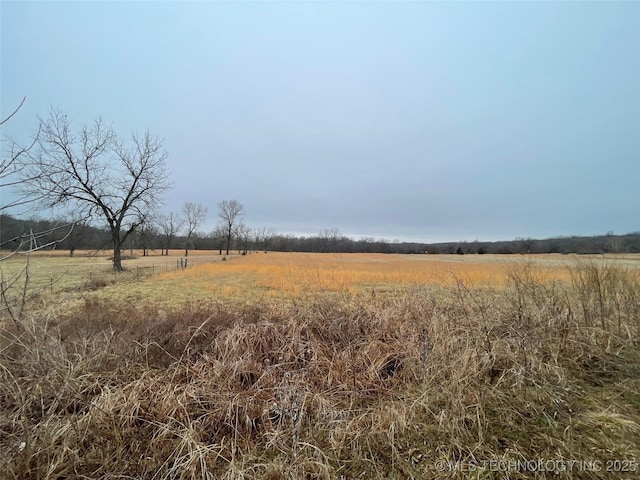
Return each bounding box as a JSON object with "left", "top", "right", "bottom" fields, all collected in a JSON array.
[
  {"left": 2, "top": 104, "right": 639, "bottom": 269},
  {"left": 2, "top": 214, "right": 639, "bottom": 257}
]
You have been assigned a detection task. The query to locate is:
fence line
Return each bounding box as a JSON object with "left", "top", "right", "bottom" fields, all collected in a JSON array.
[
  {"left": 0, "top": 254, "right": 232, "bottom": 315},
  {"left": 76, "top": 255, "right": 227, "bottom": 292}
]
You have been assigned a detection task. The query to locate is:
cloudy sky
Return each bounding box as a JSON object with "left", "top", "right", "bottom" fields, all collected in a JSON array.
[{"left": 2, "top": 1, "right": 638, "bottom": 242}]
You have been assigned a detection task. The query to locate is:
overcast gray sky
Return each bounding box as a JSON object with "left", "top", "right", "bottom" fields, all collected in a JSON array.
[{"left": 2, "top": 1, "right": 639, "bottom": 242}]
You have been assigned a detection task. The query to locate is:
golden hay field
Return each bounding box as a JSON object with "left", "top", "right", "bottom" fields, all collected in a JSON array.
[
  {"left": 70, "top": 251, "right": 640, "bottom": 309},
  {"left": 156, "top": 252, "right": 555, "bottom": 299},
  {"left": 155, "top": 251, "right": 637, "bottom": 289}
]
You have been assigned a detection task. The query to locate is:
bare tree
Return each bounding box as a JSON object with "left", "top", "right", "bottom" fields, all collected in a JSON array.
[
  {"left": 133, "top": 213, "right": 157, "bottom": 256},
  {"left": 234, "top": 222, "right": 253, "bottom": 255},
  {"left": 19, "top": 110, "right": 171, "bottom": 270},
  {"left": 63, "top": 211, "right": 93, "bottom": 257},
  {"left": 253, "top": 226, "right": 276, "bottom": 251},
  {"left": 158, "top": 212, "right": 184, "bottom": 255},
  {"left": 218, "top": 200, "right": 244, "bottom": 255},
  {"left": 210, "top": 224, "right": 227, "bottom": 255},
  {"left": 183, "top": 202, "right": 207, "bottom": 256},
  {"left": 318, "top": 227, "right": 340, "bottom": 253}
]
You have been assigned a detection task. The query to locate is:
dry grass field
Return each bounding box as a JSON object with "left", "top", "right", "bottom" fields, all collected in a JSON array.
[
  {"left": 83, "top": 252, "right": 638, "bottom": 307},
  {"left": 162, "top": 252, "right": 578, "bottom": 294},
  {"left": 0, "top": 249, "right": 229, "bottom": 304},
  {"left": 1, "top": 252, "right": 639, "bottom": 479}
]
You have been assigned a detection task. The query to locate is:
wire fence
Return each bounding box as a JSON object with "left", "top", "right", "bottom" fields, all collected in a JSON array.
[{"left": 85, "top": 254, "right": 227, "bottom": 289}]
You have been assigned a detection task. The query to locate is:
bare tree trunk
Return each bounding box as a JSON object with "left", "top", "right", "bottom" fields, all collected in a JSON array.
[
  {"left": 113, "top": 249, "right": 122, "bottom": 270},
  {"left": 112, "top": 233, "right": 123, "bottom": 271},
  {"left": 226, "top": 226, "right": 232, "bottom": 255}
]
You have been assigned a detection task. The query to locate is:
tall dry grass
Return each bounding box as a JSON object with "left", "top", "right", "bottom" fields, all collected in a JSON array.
[
  {"left": 138, "top": 253, "right": 577, "bottom": 306},
  {"left": 0, "top": 259, "right": 638, "bottom": 478}
]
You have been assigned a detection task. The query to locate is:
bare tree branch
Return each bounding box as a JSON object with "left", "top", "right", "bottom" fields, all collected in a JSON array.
[
  {"left": 1, "top": 97, "right": 42, "bottom": 212},
  {"left": 1, "top": 100, "right": 78, "bottom": 329},
  {"left": 0, "top": 96, "right": 26, "bottom": 126}
]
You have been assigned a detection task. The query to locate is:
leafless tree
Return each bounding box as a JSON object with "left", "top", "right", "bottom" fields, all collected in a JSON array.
[
  {"left": 253, "top": 226, "right": 276, "bottom": 251},
  {"left": 210, "top": 224, "right": 227, "bottom": 255},
  {"left": 63, "top": 211, "right": 93, "bottom": 257},
  {"left": 133, "top": 213, "right": 157, "bottom": 256},
  {"left": 183, "top": 202, "right": 207, "bottom": 256},
  {"left": 158, "top": 212, "right": 185, "bottom": 255},
  {"left": 218, "top": 200, "right": 244, "bottom": 255},
  {"left": 19, "top": 109, "right": 171, "bottom": 270},
  {"left": 318, "top": 227, "right": 341, "bottom": 252},
  {"left": 234, "top": 222, "right": 253, "bottom": 254}
]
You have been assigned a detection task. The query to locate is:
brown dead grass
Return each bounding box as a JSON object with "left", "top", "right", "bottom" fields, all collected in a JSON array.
[{"left": 1, "top": 256, "right": 639, "bottom": 479}]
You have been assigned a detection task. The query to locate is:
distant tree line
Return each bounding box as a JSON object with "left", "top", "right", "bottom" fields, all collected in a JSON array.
[
  {"left": 423, "top": 233, "right": 640, "bottom": 255},
  {"left": 2, "top": 214, "right": 639, "bottom": 256}
]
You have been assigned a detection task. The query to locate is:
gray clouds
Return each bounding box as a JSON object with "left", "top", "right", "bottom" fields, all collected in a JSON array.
[{"left": 2, "top": 1, "right": 638, "bottom": 242}]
